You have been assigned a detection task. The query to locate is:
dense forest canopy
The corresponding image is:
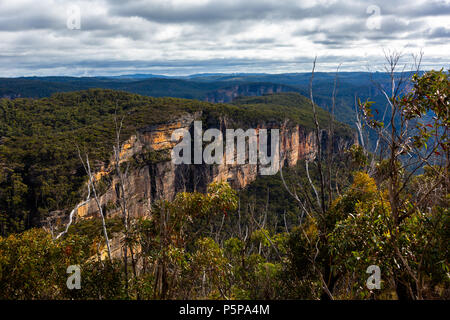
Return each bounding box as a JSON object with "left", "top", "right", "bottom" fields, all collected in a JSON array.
[{"left": 0, "top": 72, "right": 408, "bottom": 128}]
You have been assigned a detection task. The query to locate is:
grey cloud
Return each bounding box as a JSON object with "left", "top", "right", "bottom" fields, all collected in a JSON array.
[
  {"left": 380, "top": 0, "right": 450, "bottom": 18},
  {"left": 426, "top": 27, "right": 450, "bottom": 38},
  {"left": 293, "top": 15, "right": 426, "bottom": 47},
  {"left": 107, "top": 0, "right": 367, "bottom": 24},
  {"left": 0, "top": 12, "right": 62, "bottom": 31},
  {"left": 0, "top": 0, "right": 448, "bottom": 76},
  {"left": 106, "top": 0, "right": 450, "bottom": 25}
]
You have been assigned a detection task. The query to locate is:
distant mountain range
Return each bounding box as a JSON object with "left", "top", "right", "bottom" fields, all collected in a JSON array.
[{"left": 0, "top": 71, "right": 417, "bottom": 128}]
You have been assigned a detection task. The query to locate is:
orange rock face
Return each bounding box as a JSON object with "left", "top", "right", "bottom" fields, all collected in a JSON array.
[{"left": 63, "top": 112, "right": 351, "bottom": 222}]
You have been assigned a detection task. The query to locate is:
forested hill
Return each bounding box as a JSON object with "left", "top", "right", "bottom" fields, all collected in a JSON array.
[
  {"left": 0, "top": 72, "right": 412, "bottom": 128},
  {"left": 0, "top": 77, "right": 299, "bottom": 101},
  {"left": 0, "top": 89, "right": 352, "bottom": 235}
]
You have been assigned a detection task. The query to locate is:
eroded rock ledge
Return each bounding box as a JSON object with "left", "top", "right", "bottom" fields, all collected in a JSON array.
[{"left": 51, "top": 111, "right": 354, "bottom": 223}]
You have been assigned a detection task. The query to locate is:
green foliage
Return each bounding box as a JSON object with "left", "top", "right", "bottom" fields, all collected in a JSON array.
[
  {"left": 0, "top": 227, "right": 129, "bottom": 299},
  {"left": 346, "top": 144, "right": 368, "bottom": 169},
  {"left": 0, "top": 228, "right": 87, "bottom": 299},
  {"left": 328, "top": 173, "right": 392, "bottom": 297},
  {"left": 328, "top": 172, "right": 449, "bottom": 299},
  {"left": 401, "top": 69, "right": 449, "bottom": 151}
]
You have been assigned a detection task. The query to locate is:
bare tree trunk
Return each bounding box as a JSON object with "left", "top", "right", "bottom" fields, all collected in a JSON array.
[
  {"left": 309, "top": 57, "right": 326, "bottom": 215},
  {"left": 78, "top": 149, "right": 112, "bottom": 260},
  {"left": 113, "top": 115, "right": 131, "bottom": 295}
]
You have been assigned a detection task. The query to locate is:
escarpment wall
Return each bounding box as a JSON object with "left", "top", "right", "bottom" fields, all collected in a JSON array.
[
  {"left": 204, "top": 83, "right": 296, "bottom": 103},
  {"left": 51, "top": 111, "right": 354, "bottom": 223}
]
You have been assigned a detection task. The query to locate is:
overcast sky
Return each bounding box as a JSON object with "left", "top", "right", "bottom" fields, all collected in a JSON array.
[{"left": 0, "top": 0, "right": 449, "bottom": 76}]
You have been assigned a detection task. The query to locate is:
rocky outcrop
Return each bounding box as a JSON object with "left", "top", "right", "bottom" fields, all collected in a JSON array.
[
  {"left": 205, "top": 83, "right": 297, "bottom": 103},
  {"left": 55, "top": 111, "right": 354, "bottom": 223}
]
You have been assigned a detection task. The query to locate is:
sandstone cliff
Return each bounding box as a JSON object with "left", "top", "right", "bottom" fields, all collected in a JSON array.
[{"left": 66, "top": 110, "right": 354, "bottom": 222}]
